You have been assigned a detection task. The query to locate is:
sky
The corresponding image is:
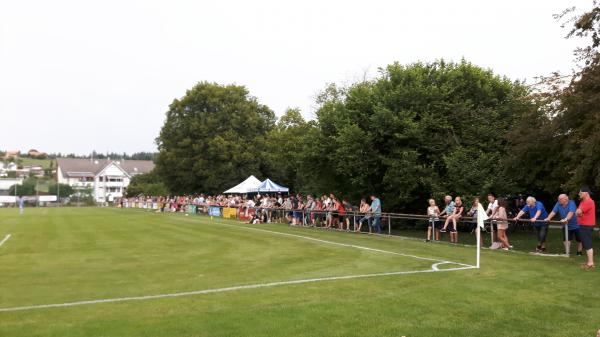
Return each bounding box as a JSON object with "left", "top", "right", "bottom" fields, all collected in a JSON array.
[{"left": 0, "top": 0, "right": 590, "bottom": 155}]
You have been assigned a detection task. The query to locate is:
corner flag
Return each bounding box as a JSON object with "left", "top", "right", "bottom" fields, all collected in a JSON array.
[{"left": 476, "top": 202, "right": 489, "bottom": 228}]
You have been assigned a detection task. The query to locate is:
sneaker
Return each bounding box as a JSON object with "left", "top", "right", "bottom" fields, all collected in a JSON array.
[
  {"left": 425, "top": 239, "right": 430, "bottom": 242},
  {"left": 502, "top": 247, "right": 509, "bottom": 251},
  {"left": 440, "top": 228, "right": 447, "bottom": 233},
  {"left": 577, "top": 251, "right": 583, "bottom": 256}
]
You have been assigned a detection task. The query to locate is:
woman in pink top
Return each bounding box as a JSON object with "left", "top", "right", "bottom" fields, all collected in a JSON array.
[{"left": 493, "top": 198, "right": 511, "bottom": 250}]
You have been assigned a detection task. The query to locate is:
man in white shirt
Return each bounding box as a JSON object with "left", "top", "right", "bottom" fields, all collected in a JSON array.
[
  {"left": 486, "top": 193, "right": 501, "bottom": 248},
  {"left": 486, "top": 193, "right": 499, "bottom": 217}
]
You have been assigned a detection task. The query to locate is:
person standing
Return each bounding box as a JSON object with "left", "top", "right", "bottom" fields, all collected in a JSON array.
[
  {"left": 468, "top": 197, "right": 483, "bottom": 246},
  {"left": 426, "top": 199, "right": 441, "bottom": 242},
  {"left": 18, "top": 196, "right": 25, "bottom": 215},
  {"left": 576, "top": 186, "right": 596, "bottom": 269},
  {"left": 544, "top": 194, "right": 582, "bottom": 256},
  {"left": 486, "top": 193, "right": 499, "bottom": 217},
  {"left": 493, "top": 198, "right": 511, "bottom": 250},
  {"left": 486, "top": 193, "right": 500, "bottom": 245},
  {"left": 370, "top": 194, "right": 382, "bottom": 234},
  {"left": 514, "top": 196, "right": 549, "bottom": 253}
]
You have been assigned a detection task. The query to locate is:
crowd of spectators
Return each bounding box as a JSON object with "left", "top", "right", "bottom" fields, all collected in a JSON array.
[
  {"left": 118, "top": 193, "right": 384, "bottom": 233},
  {"left": 117, "top": 186, "right": 596, "bottom": 269}
]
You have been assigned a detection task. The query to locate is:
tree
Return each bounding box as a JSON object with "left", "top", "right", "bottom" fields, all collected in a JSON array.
[
  {"left": 155, "top": 82, "right": 276, "bottom": 194},
  {"left": 507, "top": 2, "right": 600, "bottom": 196},
  {"left": 308, "top": 60, "right": 531, "bottom": 210},
  {"left": 8, "top": 179, "right": 36, "bottom": 196},
  {"left": 48, "top": 183, "right": 74, "bottom": 197},
  {"left": 126, "top": 170, "right": 169, "bottom": 197},
  {"left": 262, "top": 108, "right": 312, "bottom": 192}
]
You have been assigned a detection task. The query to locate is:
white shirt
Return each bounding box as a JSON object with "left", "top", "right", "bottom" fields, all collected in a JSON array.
[{"left": 487, "top": 200, "right": 498, "bottom": 214}]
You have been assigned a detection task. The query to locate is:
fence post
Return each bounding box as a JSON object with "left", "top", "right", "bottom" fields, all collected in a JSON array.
[
  {"left": 564, "top": 224, "right": 569, "bottom": 256},
  {"left": 388, "top": 215, "right": 391, "bottom": 235}
]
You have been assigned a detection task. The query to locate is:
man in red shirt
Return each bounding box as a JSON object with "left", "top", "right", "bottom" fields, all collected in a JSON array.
[{"left": 576, "top": 186, "right": 596, "bottom": 269}]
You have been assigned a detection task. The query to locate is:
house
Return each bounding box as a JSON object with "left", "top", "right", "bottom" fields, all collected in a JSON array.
[
  {"left": 22, "top": 165, "right": 45, "bottom": 178},
  {"left": 0, "top": 178, "right": 23, "bottom": 196},
  {"left": 27, "top": 149, "right": 47, "bottom": 158},
  {"left": 56, "top": 158, "right": 154, "bottom": 202},
  {"left": 5, "top": 150, "right": 20, "bottom": 158}
]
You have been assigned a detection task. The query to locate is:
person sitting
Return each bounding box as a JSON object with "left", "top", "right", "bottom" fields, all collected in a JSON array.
[
  {"left": 441, "top": 196, "right": 463, "bottom": 243},
  {"left": 247, "top": 212, "right": 261, "bottom": 225},
  {"left": 356, "top": 199, "right": 372, "bottom": 232}
]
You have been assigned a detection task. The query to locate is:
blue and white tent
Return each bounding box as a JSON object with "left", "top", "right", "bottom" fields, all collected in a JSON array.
[{"left": 255, "top": 178, "right": 289, "bottom": 193}]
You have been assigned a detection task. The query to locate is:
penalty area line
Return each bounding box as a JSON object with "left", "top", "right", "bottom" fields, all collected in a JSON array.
[
  {"left": 0, "top": 264, "right": 476, "bottom": 313},
  {"left": 0, "top": 234, "right": 11, "bottom": 248}
]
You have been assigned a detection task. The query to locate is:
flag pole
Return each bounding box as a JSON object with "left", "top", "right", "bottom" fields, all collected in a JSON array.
[
  {"left": 476, "top": 203, "right": 488, "bottom": 269},
  {"left": 476, "top": 225, "right": 481, "bottom": 268}
]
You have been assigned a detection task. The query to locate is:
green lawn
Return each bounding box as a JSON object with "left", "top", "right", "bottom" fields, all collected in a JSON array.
[
  {"left": 18, "top": 157, "right": 54, "bottom": 169},
  {"left": 0, "top": 208, "right": 598, "bottom": 337}
]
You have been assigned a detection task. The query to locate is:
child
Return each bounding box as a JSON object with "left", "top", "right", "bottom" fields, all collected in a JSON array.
[{"left": 426, "top": 199, "right": 440, "bottom": 242}]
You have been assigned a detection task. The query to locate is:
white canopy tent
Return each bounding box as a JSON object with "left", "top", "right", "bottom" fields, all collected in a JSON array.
[
  {"left": 255, "top": 178, "right": 289, "bottom": 193},
  {"left": 223, "top": 175, "right": 262, "bottom": 194}
]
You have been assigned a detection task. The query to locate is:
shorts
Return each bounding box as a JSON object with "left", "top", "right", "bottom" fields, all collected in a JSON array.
[
  {"left": 496, "top": 221, "right": 508, "bottom": 230},
  {"left": 427, "top": 218, "right": 441, "bottom": 228},
  {"left": 563, "top": 228, "right": 581, "bottom": 242},
  {"left": 579, "top": 226, "right": 594, "bottom": 250}
]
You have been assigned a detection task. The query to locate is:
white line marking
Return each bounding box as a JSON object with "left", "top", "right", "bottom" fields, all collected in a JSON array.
[
  {"left": 0, "top": 234, "right": 11, "bottom": 248},
  {"left": 208, "top": 220, "right": 473, "bottom": 268},
  {"left": 0, "top": 264, "right": 475, "bottom": 313},
  {"left": 431, "top": 262, "right": 456, "bottom": 271},
  {"left": 0, "top": 214, "right": 476, "bottom": 313},
  {"left": 528, "top": 252, "right": 569, "bottom": 258}
]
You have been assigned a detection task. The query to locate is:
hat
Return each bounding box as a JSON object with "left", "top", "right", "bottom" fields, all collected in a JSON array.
[{"left": 580, "top": 186, "right": 593, "bottom": 194}]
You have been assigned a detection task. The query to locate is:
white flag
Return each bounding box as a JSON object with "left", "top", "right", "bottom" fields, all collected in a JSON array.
[{"left": 477, "top": 202, "right": 489, "bottom": 228}]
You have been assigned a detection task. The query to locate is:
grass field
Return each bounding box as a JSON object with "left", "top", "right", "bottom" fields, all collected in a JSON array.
[
  {"left": 0, "top": 208, "right": 598, "bottom": 337},
  {"left": 18, "top": 157, "right": 54, "bottom": 169}
]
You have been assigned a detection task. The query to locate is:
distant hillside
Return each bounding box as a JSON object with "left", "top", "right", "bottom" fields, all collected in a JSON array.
[{"left": 17, "top": 158, "right": 55, "bottom": 170}]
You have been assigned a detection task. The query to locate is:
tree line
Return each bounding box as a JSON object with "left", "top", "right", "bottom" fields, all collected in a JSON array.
[{"left": 146, "top": 4, "right": 600, "bottom": 212}]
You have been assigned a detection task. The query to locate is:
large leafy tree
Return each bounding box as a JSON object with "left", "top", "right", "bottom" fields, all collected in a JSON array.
[
  {"left": 156, "top": 82, "right": 276, "bottom": 194},
  {"left": 507, "top": 2, "right": 600, "bottom": 196},
  {"left": 308, "top": 60, "right": 530, "bottom": 210},
  {"left": 262, "top": 108, "right": 312, "bottom": 192}
]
